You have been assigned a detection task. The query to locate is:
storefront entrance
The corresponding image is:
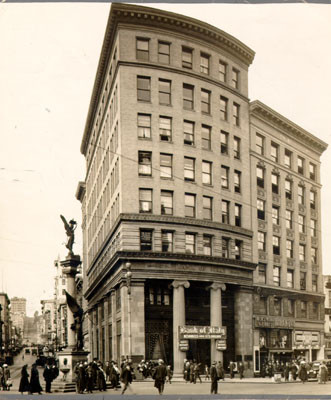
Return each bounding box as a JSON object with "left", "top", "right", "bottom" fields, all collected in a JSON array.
[{"left": 186, "top": 339, "right": 210, "bottom": 367}]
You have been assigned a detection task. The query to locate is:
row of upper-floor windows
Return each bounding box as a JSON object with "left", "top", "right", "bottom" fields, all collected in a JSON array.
[
  {"left": 139, "top": 228, "right": 243, "bottom": 259},
  {"left": 256, "top": 166, "right": 317, "bottom": 208},
  {"left": 138, "top": 113, "right": 241, "bottom": 157},
  {"left": 258, "top": 232, "right": 318, "bottom": 264},
  {"left": 137, "top": 76, "right": 241, "bottom": 126},
  {"left": 256, "top": 133, "right": 318, "bottom": 182},
  {"left": 257, "top": 263, "right": 319, "bottom": 293},
  {"left": 139, "top": 188, "right": 243, "bottom": 227},
  {"left": 136, "top": 37, "right": 242, "bottom": 91},
  {"left": 139, "top": 151, "right": 242, "bottom": 191}
]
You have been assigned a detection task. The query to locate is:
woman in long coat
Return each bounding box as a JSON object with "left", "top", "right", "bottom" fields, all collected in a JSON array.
[
  {"left": 319, "top": 362, "right": 328, "bottom": 384},
  {"left": 298, "top": 362, "right": 308, "bottom": 384},
  {"left": 29, "top": 363, "right": 43, "bottom": 394},
  {"left": 19, "top": 365, "right": 30, "bottom": 394}
]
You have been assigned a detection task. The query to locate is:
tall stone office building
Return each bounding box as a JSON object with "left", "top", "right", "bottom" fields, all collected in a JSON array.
[{"left": 76, "top": 4, "right": 327, "bottom": 375}]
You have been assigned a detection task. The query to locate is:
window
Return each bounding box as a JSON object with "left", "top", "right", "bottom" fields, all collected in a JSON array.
[
  {"left": 284, "top": 149, "right": 292, "bottom": 168},
  {"left": 219, "top": 61, "right": 227, "bottom": 82},
  {"left": 271, "top": 143, "right": 279, "bottom": 162},
  {"left": 158, "top": 41, "right": 170, "bottom": 64},
  {"left": 234, "top": 240, "right": 242, "bottom": 260},
  {"left": 201, "top": 89, "right": 211, "bottom": 114},
  {"left": 233, "top": 103, "right": 240, "bottom": 126},
  {"left": 221, "top": 200, "right": 230, "bottom": 224},
  {"left": 220, "top": 96, "right": 228, "bottom": 121},
  {"left": 298, "top": 215, "right": 305, "bottom": 233},
  {"left": 257, "top": 199, "right": 265, "bottom": 220},
  {"left": 203, "top": 235, "right": 212, "bottom": 255},
  {"left": 258, "top": 231, "right": 266, "bottom": 251},
  {"left": 256, "top": 134, "right": 264, "bottom": 155},
  {"left": 201, "top": 125, "right": 211, "bottom": 150},
  {"left": 202, "top": 196, "right": 213, "bottom": 220},
  {"left": 137, "top": 76, "right": 151, "bottom": 102},
  {"left": 287, "top": 269, "right": 294, "bottom": 288},
  {"left": 298, "top": 185, "right": 305, "bottom": 205},
  {"left": 300, "top": 301, "right": 307, "bottom": 318},
  {"left": 297, "top": 156, "right": 304, "bottom": 175},
  {"left": 200, "top": 53, "right": 210, "bottom": 74},
  {"left": 185, "top": 233, "right": 196, "bottom": 254},
  {"left": 182, "top": 47, "right": 193, "bottom": 69},
  {"left": 287, "top": 299, "right": 295, "bottom": 317},
  {"left": 234, "top": 170, "right": 241, "bottom": 193},
  {"left": 284, "top": 179, "right": 292, "bottom": 200},
  {"left": 234, "top": 137, "right": 241, "bottom": 159},
  {"left": 184, "top": 157, "right": 195, "bottom": 181},
  {"left": 310, "top": 219, "right": 317, "bottom": 237},
  {"left": 273, "top": 297, "right": 281, "bottom": 316},
  {"left": 140, "top": 229, "right": 153, "bottom": 251},
  {"left": 312, "top": 274, "right": 318, "bottom": 292},
  {"left": 232, "top": 68, "right": 239, "bottom": 89},
  {"left": 202, "top": 161, "right": 212, "bottom": 185},
  {"left": 159, "top": 116, "right": 172, "bottom": 141},
  {"left": 161, "top": 190, "right": 173, "bottom": 215},
  {"left": 286, "top": 240, "right": 293, "bottom": 258},
  {"left": 160, "top": 154, "right": 172, "bottom": 179},
  {"left": 139, "top": 189, "right": 152, "bottom": 213},
  {"left": 220, "top": 131, "right": 229, "bottom": 154},
  {"left": 310, "top": 190, "right": 316, "bottom": 209},
  {"left": 299, "top": 244, "right": 306, "bottom": 262},
  {"left": 221, "top": 166, "right": 229, "bottom": 189},
  {"left": 183, "top": 84, "right": 194, "bottom": 110},
  {"left": 138, "top": 151, "right": 152, "bottom": 176},
  {"left": 222, "top": 238, "right": 230, "bottom": 258},
  {"left": 184, "top": 120, "right": 194, "bottom": 146},
  {"left": 273, "top": 266, "right": 281, "bottom": 286},
  {"left": 185, "top": 193, "right": 196, "bottom": 218},
  {"left": 136, "top": 38, "right": 149, "bottom": 60},
  {"left": 271, "top": 173, "right": 279, "bottom": 194},
  {"left": 273, "top": 236, "right": 280, "bottom": 255},
  {"left": 137, "top": 113, "right": 151, "bottom": 139},
  {"left": 161, "top": 231, "right": 173, "bottom": 252},
  {"left": 272, "top": 206, "right": 279, "bottom": 225},
  {"left": 311, "top": 247, "right": 317, "bottom": 264},
  {"left": 159, "top": 79, "right": 171, "bottom": 105},
  {"left": 312, "top": 302, "right": 319, "bottom": 319},
  {"left": 300, "top": 272, "right": 306, "bottom": 290},
  {"left": 309, "top": 163, "right": 316, "bottom": 181},
  {"left": 285, "top": 210, "right": 293, "bottom": 229},
  {"left": 258, "top": 264, "right": 266, "bottom": 284},
  {"left": 257, "top": 166, "right": 264, "bottom": 188},
  {"left": 235, "top": 204, "right": 241, "bottom": 227}
]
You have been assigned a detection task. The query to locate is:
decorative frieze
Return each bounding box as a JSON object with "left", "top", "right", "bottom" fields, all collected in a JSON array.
[
  {"left": 273, "top": 255, "right": 281, "bottom": 264},
  {"left": 286, "top": 229, "right": 294, "bottom": 239},
  {"left": 273, "top": 225, "right": 281, "bottom": 235},
  {"left": 299, "top": 234, "right": 306, "bottom": 243},
  {"left": 272, "top": 194, "right": 280, "bottom": 204},
  {"left": 257, "top": 189, "right": 266, "bottom": 199},
  {"left": 298, "top": 205, "right": 306, "bottom": 214},
  {"left": 286, "top": 199, "right": 293, "bottom": 209},
  {"left": 258, "top": 220, "right": 267, "bottom": 230},
  {"left": 300, "top": 261, "right": 307, "bottom": 270}
]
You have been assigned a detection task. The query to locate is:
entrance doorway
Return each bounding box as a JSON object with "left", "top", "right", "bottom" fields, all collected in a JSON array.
[{"left": 187, "top": 339, "right": 210, "bottom": 367}]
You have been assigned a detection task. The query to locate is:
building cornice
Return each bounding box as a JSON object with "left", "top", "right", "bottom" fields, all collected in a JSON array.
[
  {"left": 75, "top": 181, "right": 86, "bottom": 202},
  {"left": 250, "top": 100, "right": 328, "bottom": 156},
  {"left": 80, "top": 3, "right": 255, "bottom": 155}
]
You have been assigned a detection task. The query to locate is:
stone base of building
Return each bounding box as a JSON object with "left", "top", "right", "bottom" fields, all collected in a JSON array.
[{"left": 56, "top": 349, "right": 89, "bottom": 384}]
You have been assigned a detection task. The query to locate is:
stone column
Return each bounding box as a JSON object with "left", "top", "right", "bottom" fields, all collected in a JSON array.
[
  {"left": 104, "top": 296, "right": 109, "bottom": 362},
  {"left": 110, "top": 290, "right": 117, "bottom": 361},
  {"left": 130, "top": 282, "right": 145, "bottom": 358},
  {"left": 208, "top": 282, "right": 226, "bottom": 363},
  {"left": 171, "top": 280, "right": 190, "bottom": 375}
]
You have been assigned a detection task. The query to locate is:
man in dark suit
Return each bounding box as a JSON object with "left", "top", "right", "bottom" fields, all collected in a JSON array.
[
  {"left": 210, "top": 361, "right": 218, "bottom": 394},
  {"left": 153, "top": 359, "right": 167, "bottom": 395}
]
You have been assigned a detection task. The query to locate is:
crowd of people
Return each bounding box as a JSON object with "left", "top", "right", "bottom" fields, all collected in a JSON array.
[
  {"left": 0, "top": 364, "right": 12, "bottom": 391},
  {"left": 18, "top": 361, "right": 59, "bottom": 394}
]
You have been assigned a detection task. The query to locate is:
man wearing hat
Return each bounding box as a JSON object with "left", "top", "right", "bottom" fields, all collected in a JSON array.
[
  {"left": 153, "top": 359, "right": 167, "bottom": 395},
  {"left": 210, "top": 361, "right": 219, "bottom": 394}
]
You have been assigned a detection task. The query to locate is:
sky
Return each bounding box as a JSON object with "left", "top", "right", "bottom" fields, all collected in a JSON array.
[{"left": 0, "top": 2, "right": 331, "bottom": 316}]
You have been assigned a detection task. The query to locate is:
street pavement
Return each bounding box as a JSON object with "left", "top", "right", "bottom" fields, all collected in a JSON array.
[{"left": 3, "top": 353, "right": 331, "bottom": 399}]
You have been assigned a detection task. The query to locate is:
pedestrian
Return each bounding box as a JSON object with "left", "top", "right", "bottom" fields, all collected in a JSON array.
[
  {"left": 184, "top": 360, "right": 190, "bottom": 382},
  {"left": 238, "top": 361, "right": 244, "bottom": 379},
  {"left": 229, "top": 361, "right": 235, "bottom": 379},
  {"left": 205, "top": 364, "right": 210, "bottom": 380},
  {"left": 298, "top": 361, "right": 308, "bottom": 384},
  {"left": 85, "top": 363, "right": 94, "bottom": 393},
  {"left": 3, "top": 364, "right": 11, "bottom": 391},
  {"left": 19, "top": 364, "right": 30, "bottom": 394},
  {"left": 29, "top": 363, "right": 43, "bottom": 395},
  {"left": 43, "top": 363, "right": 54, "bottom": 393},
  {"left": 96, "top": 363, "right": 107, "bottom": 391},
  {"left": 284, "top": 362, "right": 290, "bottom": 382},
  {"left": 319, "top": 361, "right": 328, "bottom": 384},
  {"left": 105, "top": 361, "right": 111, "bottom": 382},
  {"left": 120, "top": 361, "right": 134, "bottom": 395},
  {"left": 166, "top": 365, "right": 173, "bottom": 384},
  {"left": 291, "top": 361, "right": 298, "bottom": 381},
  {"left": 217, "top": 361, "right": 225, "bottom": 381},
  {"left": 210, "top": 361, "right": 218, "bottom": 394},
  {"left": 194, "top": 363, "right": 202, "bottom": 383},
  {"left": 153, "top": 359, "right": 167, "bottom": 395},
  {"left": 110, "top": 361, "right": 120, "bottom": 390}
]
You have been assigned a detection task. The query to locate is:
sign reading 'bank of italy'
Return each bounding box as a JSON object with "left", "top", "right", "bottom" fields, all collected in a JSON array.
[{"left": 179, "top": 326, "right": 226, "bottom": 339}]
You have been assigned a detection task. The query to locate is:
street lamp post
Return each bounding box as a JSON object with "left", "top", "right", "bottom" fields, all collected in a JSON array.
[{"left": 124, "top": 262, "right": 132, "bottom": 359}]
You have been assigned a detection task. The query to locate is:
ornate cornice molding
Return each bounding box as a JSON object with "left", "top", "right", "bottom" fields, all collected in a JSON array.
[{"left": 250, "top": 100, "right": 328, "bottom": 155}]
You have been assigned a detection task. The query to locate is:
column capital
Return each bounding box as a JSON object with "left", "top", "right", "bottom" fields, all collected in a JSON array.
[
  {"left": 207, "top": 282, "right": 226, "bottom": 292},
  {"left": 171, "top": 280, "right": 190, "bottom": 289}
]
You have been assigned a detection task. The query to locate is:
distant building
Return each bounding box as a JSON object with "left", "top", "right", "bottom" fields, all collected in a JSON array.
[
  {"left": 10, "top": 297, "right": 26, "bottom": 336},
  {"left": 323, "top": 275, "right": 331, "bottom": 358},
  {"left": 40, "top": 299, "right": 56, "bottom": 346},
  {"left": 0, "top": 293, "right": 11, "bottom": 357},
  {"left": 54, "top": 257, "right": 68, "bottom": 349}
]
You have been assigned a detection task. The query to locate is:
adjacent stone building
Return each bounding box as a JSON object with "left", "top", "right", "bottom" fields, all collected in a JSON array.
[
  {"left": 77, "top": 4, "right": 327, "bottom": 375},
  {"left": 10, "top": 297, "right": 26, "bottom": 336}
]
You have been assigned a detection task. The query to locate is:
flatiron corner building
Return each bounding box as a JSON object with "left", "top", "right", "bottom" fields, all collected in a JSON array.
[{"left": 76, "top": 4, "right": 328, "bottom": 376}]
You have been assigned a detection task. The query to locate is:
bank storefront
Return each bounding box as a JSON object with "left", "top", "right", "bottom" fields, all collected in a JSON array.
[
  {"left": 293, "top": 330, "right": 323, "bottom": 362},
  {"left": 253, "top": 316, "right": 294, "bottom": 374}
]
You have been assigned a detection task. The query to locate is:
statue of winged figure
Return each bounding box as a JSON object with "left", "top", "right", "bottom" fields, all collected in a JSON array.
[{"left": 60, "top": 215, "right": 77, "bottom": 256}]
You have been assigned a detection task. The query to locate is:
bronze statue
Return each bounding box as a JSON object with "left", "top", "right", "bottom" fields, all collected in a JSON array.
[{"left": 60, "top": 215, "right": 77, "bottom": 256}]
